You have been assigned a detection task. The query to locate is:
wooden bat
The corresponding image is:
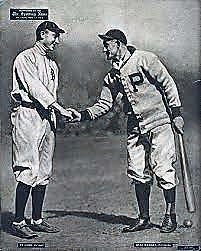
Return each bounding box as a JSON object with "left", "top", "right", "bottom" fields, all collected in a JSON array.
[
  {"left": 178, "top": 133, "right": 196, "bottom": 213},
  {"left": 159, "top": 87, "right": 196, "bottom": 213}
]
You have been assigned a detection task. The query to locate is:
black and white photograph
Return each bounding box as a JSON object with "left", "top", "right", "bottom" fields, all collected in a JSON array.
[{"left": 0, "top": 0, "right": 200, "bottom": 250}]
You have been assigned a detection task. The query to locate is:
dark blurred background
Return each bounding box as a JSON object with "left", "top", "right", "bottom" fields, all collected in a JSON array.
[{"left": 0, "top": 0, "right": 200, "bottom": 136}]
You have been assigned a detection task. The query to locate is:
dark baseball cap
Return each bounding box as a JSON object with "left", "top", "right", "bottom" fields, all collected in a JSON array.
[
  {"left": 98, "top": 29, "right": 127, "bottom": 45},
  {"left": 36, "top": 21, "right": 65, "bottom": 34}
]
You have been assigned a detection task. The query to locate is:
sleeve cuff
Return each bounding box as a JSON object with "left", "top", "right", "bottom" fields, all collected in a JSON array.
[
  {"left": 171, "top": 107, "right": 182, "bottom": 118},
  {"left": 80, "top": 110, "right": 92, "bottom": 121},
  {"left": 48, "top": 101, "right": 56, "bottom": 109}
]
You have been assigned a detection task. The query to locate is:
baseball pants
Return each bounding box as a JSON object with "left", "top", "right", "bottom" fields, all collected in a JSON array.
[
  {"left": 11, "top": 106, "right": 55, "bottom": 187},
  {"left": 127, "top": 123, "right": 179, "bottom": 190}
]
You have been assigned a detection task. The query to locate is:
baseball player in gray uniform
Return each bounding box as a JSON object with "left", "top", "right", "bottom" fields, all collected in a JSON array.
[
  {"left": 11, "top": 21, "right": 72, "bottom": 239},
  {"left": 68, "top": 29, "right": 184, "bottom": 233}
]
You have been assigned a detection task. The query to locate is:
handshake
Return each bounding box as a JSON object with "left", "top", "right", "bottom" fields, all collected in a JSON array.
[
  {"left": 60, "top": 108, "right": 82, "bottom": 123},
  {"left": 50, "top": 102, "right": 82, "bottom": 123}
]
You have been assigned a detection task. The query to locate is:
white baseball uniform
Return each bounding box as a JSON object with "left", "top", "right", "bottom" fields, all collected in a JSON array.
[
  {"left": 11, "top": 42, "right": 58, "bottom": 187},
  {"left": 82, "top": 47, "right": 181, "bottom": 189}
]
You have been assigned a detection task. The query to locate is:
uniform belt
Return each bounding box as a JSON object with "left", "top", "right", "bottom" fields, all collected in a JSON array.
[
  {"left": 20, "top": 101, "right": 52, "bottom": 117},
  {"left": 20, "top": 101, "right": 53, "bottom": 121},
  {"left": 21, "top": 101, "right": 36, "bottom": 109}
]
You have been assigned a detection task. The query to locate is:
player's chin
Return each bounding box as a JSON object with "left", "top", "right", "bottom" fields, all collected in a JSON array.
[
  {"left": 106, "top": 54, "right": 112, "bottom": 60},
  {"left": 49, "top": 45, "right": 56, "bottom": 51}
]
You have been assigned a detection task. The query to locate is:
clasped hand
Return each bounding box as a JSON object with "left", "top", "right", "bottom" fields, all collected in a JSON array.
[{"left": 65, "top": 108, "right": 81, "bottom": 122}]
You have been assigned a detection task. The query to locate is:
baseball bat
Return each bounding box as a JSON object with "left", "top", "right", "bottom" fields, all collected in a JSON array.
[{"left": 177, "top": 133, "right": 196, "bottom": 213}]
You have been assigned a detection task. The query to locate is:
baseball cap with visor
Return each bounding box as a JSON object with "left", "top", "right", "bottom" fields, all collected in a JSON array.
[
  {"left": 36, "top": 21, "right": 65, "bottom": 37},
  {"left": 98, "top": 29, "right": 127, "bottom": 45}
]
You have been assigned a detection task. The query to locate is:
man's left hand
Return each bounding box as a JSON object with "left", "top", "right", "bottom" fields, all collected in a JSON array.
[{"left": 173, "top": 116, "right": 184, "bottom": 134}]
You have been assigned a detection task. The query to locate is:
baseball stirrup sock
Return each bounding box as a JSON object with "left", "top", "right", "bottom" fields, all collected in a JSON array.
[
  {"left": 163, "top": 187, "right": 176, "bottom": 203},
  {"left": 31, "top": 185, "right": 46, "bottom": 220},
  {"left": 15, "top": 182, "right": 31, "bottom": 222},
  {"left": 135, "top": 183, "right": 151, "bottom": 219},
  {"left": 163, "top": 187, "right": 176, "bottom": 214}
]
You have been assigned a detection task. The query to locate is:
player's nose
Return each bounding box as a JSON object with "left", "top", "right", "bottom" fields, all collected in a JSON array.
[
  {"left": 55, "top": 37, "right": 60, "bottom": 44},
  {"left": 103, "top": 47, "right": 107, "bottom": 53}
]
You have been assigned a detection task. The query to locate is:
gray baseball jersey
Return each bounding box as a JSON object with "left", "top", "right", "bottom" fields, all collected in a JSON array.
[{"left": 82, "top": 47, "right": 181, "bottom": 188}]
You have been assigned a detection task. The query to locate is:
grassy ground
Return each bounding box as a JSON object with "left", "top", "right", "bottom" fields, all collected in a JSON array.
[{"left": 1, "top": 127, "right": 200, "bottom": 250}]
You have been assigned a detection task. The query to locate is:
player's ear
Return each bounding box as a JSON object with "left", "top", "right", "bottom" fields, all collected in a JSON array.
[
  {"left": 40, "top": 30, "right": 46, "bottom": 39},
  {"left": 116, "top": 40, "right": 120, "bottom": 48}
]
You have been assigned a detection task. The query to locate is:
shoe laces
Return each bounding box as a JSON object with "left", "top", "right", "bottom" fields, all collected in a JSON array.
[
  {"left": 40, "top": 219, "right": 49, "bottom": 226},
  {"left": 162, "top": 215, "right": 170, "bottom": 225},
  {"left": 23, "top": 225, "right": 34, "bottom": 232}
]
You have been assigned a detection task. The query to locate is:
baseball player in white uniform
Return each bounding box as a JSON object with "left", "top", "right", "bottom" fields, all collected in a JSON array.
[
  {"left": 11, "top": 21, "right": 72, "bottom": 239},
  {"left": 68, "top": 29, "right": 184, "bottom": 233}
]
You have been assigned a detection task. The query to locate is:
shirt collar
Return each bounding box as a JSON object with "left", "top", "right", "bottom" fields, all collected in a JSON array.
[
  {"left": 112, "top": 49, "right": 132, "bottom": 70},
  {"left": 34, "top": 41, "right": 48, "bottom": 56},
  {"left": 112, "top": 46, "right": 136, "bottom": 70}
]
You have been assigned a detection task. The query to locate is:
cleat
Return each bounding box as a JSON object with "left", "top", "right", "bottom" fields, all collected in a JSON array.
[
  {"left": 29, "top": 219, "right": 60, "bottom": 233},
  {"left": 122, "top": 217, "right": 152, "bottom": 233},
  {"left": 160, "top": 214, "right": 177, "bottom": 233},
  {"left": 11, "top": 222, "right": 38, "bottom": 239}
]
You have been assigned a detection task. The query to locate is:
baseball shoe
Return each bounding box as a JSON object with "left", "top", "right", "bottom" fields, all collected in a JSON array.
[
  {"left": 160, "top": 214, "right": 177, "bottom": 233},
  {"left": 29, "top": 219, "right": 60, "bottom": 233},
  {"left": 122, "top": 217, "right": 152, "bottom": 233},
  {"left": 10, "top": 222, "right": 38, "bottom": 239}
]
